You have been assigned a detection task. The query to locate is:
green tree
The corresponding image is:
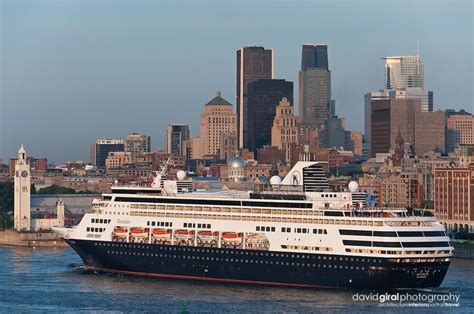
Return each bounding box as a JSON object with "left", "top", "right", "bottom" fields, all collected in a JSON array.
[
  {"left": 0, "top": 182, "right": 14, "bottom": 212},
  {"left": 37, "top": 185, "right": 77, "bottom": 194}
]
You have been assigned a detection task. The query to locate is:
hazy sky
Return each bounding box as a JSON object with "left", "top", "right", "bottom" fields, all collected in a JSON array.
[{"left": 1, "top": 0, "right": 472, "bottom": 163}]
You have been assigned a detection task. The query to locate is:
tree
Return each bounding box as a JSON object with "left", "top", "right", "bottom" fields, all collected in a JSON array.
[
  {"left": 0, "top": 182, "right": 14, "bottom": 212},
  {"left": 37, "top": 185, "right": 77, "bottom": 195}
]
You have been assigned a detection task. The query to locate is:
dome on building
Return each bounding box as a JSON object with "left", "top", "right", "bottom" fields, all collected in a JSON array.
[{"left": 229, "top": 156, "right": 245, "bottom": 168}]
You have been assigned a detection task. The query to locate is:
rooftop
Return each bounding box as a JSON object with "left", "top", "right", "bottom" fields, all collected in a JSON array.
[{"left": 205, "top": 91, "right": 232, "bottom": 106}]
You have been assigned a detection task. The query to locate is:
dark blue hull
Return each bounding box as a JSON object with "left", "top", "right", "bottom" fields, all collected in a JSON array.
[{"left": 66, "top": 239, "right": 450, "bottom": 289}]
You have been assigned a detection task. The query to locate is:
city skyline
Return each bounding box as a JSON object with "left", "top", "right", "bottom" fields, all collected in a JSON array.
[{"left": 1, "top": 0, "right": 472, "bottom": 162}]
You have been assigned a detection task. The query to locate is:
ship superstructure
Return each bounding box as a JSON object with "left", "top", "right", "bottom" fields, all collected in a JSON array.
[{"left": 54, "top": 161, "right": 452, "bottom": 288}]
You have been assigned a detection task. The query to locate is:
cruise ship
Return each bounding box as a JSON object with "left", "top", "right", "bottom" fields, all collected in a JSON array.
[{"left": 53, "top": 160, "right": 452, "bottom": 289}]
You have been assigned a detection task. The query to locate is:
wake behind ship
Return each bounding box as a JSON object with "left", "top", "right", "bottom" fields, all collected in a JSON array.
[{"left": 53, "top": 160, "right": 452, "bottom": 289}]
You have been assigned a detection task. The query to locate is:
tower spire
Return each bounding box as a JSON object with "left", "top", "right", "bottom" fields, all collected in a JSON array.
[{"left": 416, "top": 34, "right": 420, "bottom": 60}]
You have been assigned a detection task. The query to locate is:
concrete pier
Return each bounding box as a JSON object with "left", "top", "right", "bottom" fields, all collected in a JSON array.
[{"left": 0, "top": 229, "right": 68, "bottom": 248}]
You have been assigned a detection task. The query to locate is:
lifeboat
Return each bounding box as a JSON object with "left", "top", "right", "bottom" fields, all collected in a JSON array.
[
  {"left": 152, "top": 228, "right": 171, "bottom": 239},
  {"left": 174, "top": 229, "right": 194, "bottom": 240},
  {"left": 130, "top": 227, "right": 148, "bottom": 237},
  {"left": 222, "top": 232, "right": 242, "bottom": 243},
  {"left": 197, "top": 231, "right": 219, "bottom": 241},
  {"left": 113, "top": 227, "right": 127, "bottom": 236}
]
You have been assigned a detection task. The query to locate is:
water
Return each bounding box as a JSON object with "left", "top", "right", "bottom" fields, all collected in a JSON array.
[{"left": 0, "top": 246, "right": 473, "bottom": 313}]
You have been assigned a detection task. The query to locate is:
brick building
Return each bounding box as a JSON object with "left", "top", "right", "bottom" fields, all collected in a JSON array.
[{"left": 434, "top": 163, "right": 474, "bottom": 234}]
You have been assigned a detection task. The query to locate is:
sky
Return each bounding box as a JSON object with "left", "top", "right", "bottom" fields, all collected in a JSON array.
[{"left": 1, "top": 0, "right": 473, "bottom": 163}]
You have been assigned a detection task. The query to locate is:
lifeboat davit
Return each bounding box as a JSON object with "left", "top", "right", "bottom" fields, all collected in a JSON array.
[
  {"left": 113, "top": 228, "right": 128, "bottom": 236},
  {"left": 222, "top": 232, "right": 242, "bottom": 243},
  {"left": 130, "top": 227, "right": 148, "bottom": 237},
  {"left": 152, "top": 228, "right": 171, "bottom": 239}
]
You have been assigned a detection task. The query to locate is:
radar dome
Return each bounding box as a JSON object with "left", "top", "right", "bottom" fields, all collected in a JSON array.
[
  {"left": 229, "top": 156, "right": 245, "bottom": 168},
  {"left": 270, "top": 175, "right": 282, "bottom": 185},
  {"left": 348, "top": 181, "right": 359, "bottom": 193},
  {"left": 176, "top": 170, "right": 186, "bottom": 181}
]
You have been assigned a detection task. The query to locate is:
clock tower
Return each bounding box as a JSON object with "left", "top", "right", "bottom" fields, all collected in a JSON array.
[{"left": 14, "top": 145, "right": 31, "bottom": 231}]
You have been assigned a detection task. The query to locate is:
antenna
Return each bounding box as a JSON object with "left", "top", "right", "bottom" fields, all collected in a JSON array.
[
  {"left": 416, "top": 34, "right": 420, "bottom": 60},
  {"left": 416, "top": 34, "right": 421, "bottom": 86}
]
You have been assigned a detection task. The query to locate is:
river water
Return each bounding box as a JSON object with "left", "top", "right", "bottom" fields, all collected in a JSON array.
[{"left": 0, "top": 246, "right": 472, "bottom": 312}]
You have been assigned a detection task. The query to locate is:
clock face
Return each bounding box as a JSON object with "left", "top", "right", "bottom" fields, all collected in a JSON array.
[{"left": 21, "top": 170, "right": 28, "bottom": 178}]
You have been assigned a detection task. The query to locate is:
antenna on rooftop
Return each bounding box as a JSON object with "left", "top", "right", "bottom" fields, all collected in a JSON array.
[{"left": 416, "top": 34, "right": 420, "bottom": 60}]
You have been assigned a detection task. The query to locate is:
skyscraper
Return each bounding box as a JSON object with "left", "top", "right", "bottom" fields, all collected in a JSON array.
[
  {"left": 236, "top": 46, "right": 273, "bottom": 148},
  {"left": 199, "top": 91, "right": 237, "bottom": 157},
  {"left": 166, "top": 124, "right": 189, "bottom": 156},
  {"left": 301, "top": 44, "right": 328, "bottom": 71},
  {"left": 299, "top": 44, "right": 332, "bottom": 127},
  {"left": 365, "top": 88, "right": 434, "bottom": 155},
  {"left": 247, "top": 79, "right": 293, "bottom": 153},
  {"left": 271, "top": 97, "right": 298, "bottom": 161},
  {"left": 384, "top": 55, "right": 424, "bottom": 89},
  {"left": 370, "top": 98, "right": 445, "bottom": 157},
  {"left": 124, "top": 133, "right": 151, "bottom": 161}
]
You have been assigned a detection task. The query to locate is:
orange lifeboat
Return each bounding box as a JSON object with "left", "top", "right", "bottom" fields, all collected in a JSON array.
[
  {"left": 130, "top": 227, "right": 148, "bottom": 237},
  {"left": 113, "top": 227, "right": 127, "bottom": 236},
  {"left": 197, "top": 231, "right": 219, "bottom": 241},
  {"left": 152, "top": 229, "right": 171, "bottom": 239},
  {"left": 174, "top": 229, "right": 194, "bottom": 240},
  {"left": 222, "top": 232, "right": 242, "bottom": 243}
]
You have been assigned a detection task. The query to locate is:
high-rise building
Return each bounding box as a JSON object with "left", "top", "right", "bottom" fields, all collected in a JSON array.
[
  {"left": 94, "top": 139, "right": 124, "bottom": 168},
  {"left": 299, "top": 44, "right": 332, "bottom": 127},
  {"left": 271, "top": 97, "right": 298, "bottom": 161},
  {"left": 384, "top": 55, "right": 424, "bottom": 89},
  {"left": 200, "top": 91, "right": 237, "bottom": 157},
  {"left": 318, "top": 116, "right": 346, "bottom": 149},
  {"left": 236, "top": 46, "right": 273, "bottom": 148},
  {"left": 297, "top": 123, "right": 319, "bottom": 146},
  {"left": 246, "top": 79, "right": 293, "bottom": 153},
  {"left": 370, "top": 99, "right": 392, "bottom": 157},
  {"left": 393, "top": 88, "right": 433, "bottom": 112},
  {"left": 370, "top": 98, "right": 445, "bottom": 157},
  {"left": 184, "top": 137, "right": 202, "bottom": 160},
  {"left": 219, "top": 132, "right": 238, "bottom": 163},
  {"left": 124, "top": 133, "right": 151, "bottom": 161},
  {"left": 447, "top": 111, "right": 473, "bottom": 149},
  {"left": 166, "top": 124, "right": 189, "bottom": 156},
  {"left": 434, "top": 163, "right": 474, "bottom": 234},
  {"left": 364, "top": 90, "right": 394, "bottom": 153},
  {"left": 365, "top": 88, "right": 434, "bottom": 153},
  {"left": 301, "top": 44, "right": 328, "bottom": 71}
]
